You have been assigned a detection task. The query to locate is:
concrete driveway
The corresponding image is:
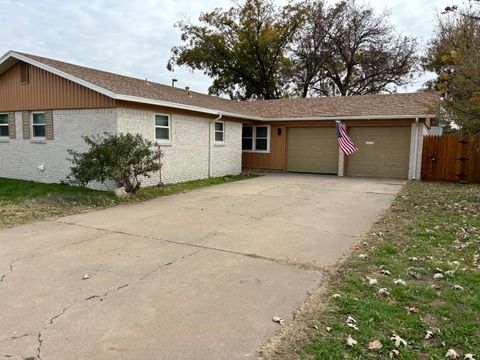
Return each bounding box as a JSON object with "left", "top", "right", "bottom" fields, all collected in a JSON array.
[{"left": 0, "top": 174, "right": 404, "bottom": 360}]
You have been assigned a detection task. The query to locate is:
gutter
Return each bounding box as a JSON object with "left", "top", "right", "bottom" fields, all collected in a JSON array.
[{"left": 263, "top": 114, "right": 437, "bottom": 121}]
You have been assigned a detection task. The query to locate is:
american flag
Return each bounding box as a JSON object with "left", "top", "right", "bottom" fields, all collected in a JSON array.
[{"left": 336, "top": 121, "right": 358, "bottom": 156}]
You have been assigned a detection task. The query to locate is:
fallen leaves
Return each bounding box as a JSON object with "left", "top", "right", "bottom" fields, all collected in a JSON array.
[
  {"left": 452, "top": 284, "right": 464, "bottom": 291},
  {"left": 425, "top": 330, "right": 435, "bottom": 340},
  {"left": 390, "top": 333, "right": 408, "bottom": 347},
  {"left": 393, "top": 278, "right": 407, "bottom": 286},
  {"left": 389, "top": 349, "right": 400, "bottom": 358},
  {"left": 346, "top": 335, "right": 357, "bottom": 347},
  {"left": 272, "top": 316, "right": 284, "bottom": 325},
  {"left": 366, "top": 276, "right": 378, "bottom": 285},
  {"left": 376, "top": 288, "right": 390, "bottom": 297},
  {"left": 433, "top": 273, "right": 444, "bottom": 280},
  {"left": 82, "top": 274, "right": 91, "bottom": 280},
  {"left": 446, "top": 349, "right": 460, "bottom": 359},
  {"left": 368, "top": 340, "right": 383, "bottom": 350}
]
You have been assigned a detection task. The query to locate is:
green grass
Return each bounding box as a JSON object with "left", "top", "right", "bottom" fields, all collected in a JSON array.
[
  {"left": 0, "top": 174, "right": 258, "bottom": 229},
  {"left": 298, "top": 182, "right": 480, "bottom": 359}
]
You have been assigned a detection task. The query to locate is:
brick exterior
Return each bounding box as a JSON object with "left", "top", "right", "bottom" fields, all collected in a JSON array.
[
  {"left": 117, "top": 108, "right": 242, "bottom": 186},
  {"left": 0, "top": 109, "right": 117, "bottom": 189},
  {"left": 0, "top": 107, "right": 242, "bottom": 189}
]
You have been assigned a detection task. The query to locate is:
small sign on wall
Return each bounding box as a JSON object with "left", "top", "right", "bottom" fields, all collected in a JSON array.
[{"left": 365, "top": 141, "right": 375, "bottom": 145}]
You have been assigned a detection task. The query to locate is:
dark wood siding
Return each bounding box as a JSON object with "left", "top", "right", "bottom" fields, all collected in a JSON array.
[
  {"left": 242, "top": 125, "right": 286, "bottom": 170},
  {"left": 0, "top": 62, "right": 115, "bottom": 111}
]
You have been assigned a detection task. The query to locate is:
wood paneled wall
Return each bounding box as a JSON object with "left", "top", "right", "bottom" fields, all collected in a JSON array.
[
  {"left": 242, "top": 125, "right": 287, "bottom": 170},
  {"left": 0, "top": 62, "right": 115, "bottom": 111}
]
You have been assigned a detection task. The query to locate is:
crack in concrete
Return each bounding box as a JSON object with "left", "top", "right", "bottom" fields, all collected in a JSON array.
[
  {"left": 139, "top": 249, "right": 203, "bottom": 281},
  {"left": 0, "top": 260, "right": 16, "bottom": 284},
  {"left": 36, "top": 332, "right": 43, "bottom": 360},
  {"left": 9, "top": 333, "right": 37, "bottom": 341},
  {"left": 16, "top": 247, "right": 203, "bottom": 360},
  {"left": 55, "top": 220, "right": 325, "bottom": 272}
]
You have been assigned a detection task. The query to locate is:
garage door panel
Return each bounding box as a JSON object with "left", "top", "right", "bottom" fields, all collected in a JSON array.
[
  {"left": 347, "top": 126, "right": 411, "bottom": 179},
  {"left": 287, "top": 127, "right": 338, "bottom": 174}
]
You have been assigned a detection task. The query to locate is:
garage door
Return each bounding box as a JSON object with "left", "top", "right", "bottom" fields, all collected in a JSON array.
[
  {"left": 287, "top": 127, "right": 338, "bottom": 174},
  {"left": 347, "top": 126, "right": 411, "bottom": 179}
]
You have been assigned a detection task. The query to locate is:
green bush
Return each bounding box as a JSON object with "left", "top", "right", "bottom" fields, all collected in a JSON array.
[{"left": 67, "top": 133, "right": 162, "bottom": 193}]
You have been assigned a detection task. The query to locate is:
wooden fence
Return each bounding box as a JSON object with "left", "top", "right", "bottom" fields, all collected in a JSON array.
[{"left": 422, "top": 135, "right": 480, "bottom": 183}]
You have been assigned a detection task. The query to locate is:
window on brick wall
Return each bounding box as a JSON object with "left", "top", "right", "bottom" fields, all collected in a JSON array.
[
  {"left": 31, "top": 112, "right": 46, "bottom": 138},
  {"left": 214, "top": 121, "right": 224, "bottom": 143},
  {"left": 155, "top": 114, "right": 170, "bottom": 141},
  {"left": 0, "top": 114, "right": 9, "bottom": 137}
]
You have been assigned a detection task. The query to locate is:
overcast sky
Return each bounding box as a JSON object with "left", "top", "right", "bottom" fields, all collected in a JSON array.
[{"left": 0, "top": 0, "right": 453, "bottom": 95}]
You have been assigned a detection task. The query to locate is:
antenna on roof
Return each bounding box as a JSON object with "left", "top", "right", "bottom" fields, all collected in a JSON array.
[{"left": 171, "top": 78, "right": 178, "bottom": 87}]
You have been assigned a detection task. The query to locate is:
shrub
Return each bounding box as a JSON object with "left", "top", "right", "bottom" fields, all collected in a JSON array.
[{"left": 67, "top": 133, "right": 162, "bottom": 193}]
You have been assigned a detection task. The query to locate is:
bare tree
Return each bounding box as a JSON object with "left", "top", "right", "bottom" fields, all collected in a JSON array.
[{"left": 292, "top": 0, "right": 418, "bottom": 97}]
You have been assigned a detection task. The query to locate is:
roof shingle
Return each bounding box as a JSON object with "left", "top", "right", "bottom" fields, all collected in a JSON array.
[{"left": 17, "top": 52, "right": 438, "bottom": 120}]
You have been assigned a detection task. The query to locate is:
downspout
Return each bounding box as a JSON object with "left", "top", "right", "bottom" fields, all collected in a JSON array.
[
  {"left": 208, "top": 113, "right": 222, "bottom": 178},
  {"left": 412, "top": 118, "right": 419, "bottom": 180}
]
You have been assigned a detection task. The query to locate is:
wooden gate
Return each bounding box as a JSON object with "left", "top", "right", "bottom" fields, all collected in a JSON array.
[{"left": 422, "top": 135, "right": 480, "bottom": 183}]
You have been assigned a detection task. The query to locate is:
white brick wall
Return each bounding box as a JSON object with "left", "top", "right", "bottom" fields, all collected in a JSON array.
[
  {"left": 117, "top": 108, "right": 242, "bottom": 186},
  {"left": 210, "top": 120, "right": 242, "bottom": 178},
  {"left": 0, "top": 107, "right": 242, "bottom": 190},
  {"left": 0, "top": 109, "right": 117, "bottom": 189}
]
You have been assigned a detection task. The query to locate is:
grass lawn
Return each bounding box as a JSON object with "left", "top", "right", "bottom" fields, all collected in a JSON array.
[
  {"left": 262, "top": 181, "right": 480, "bottom": 359},
  {"left": 0, "top": 174, "right": 257, "bottom": 229}
]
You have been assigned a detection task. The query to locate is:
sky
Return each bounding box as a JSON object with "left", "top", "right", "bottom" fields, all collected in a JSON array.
[{"left": 0, "top": 0, "right": 454, "bottom": 95}]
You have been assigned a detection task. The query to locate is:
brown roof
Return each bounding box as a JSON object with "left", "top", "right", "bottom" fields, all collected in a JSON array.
[
  {"left": 235, "top": 92, "right": 439, "bottom": 119},
  {"left": 14, "top": 51, "right": 437, "bottom": 120}
]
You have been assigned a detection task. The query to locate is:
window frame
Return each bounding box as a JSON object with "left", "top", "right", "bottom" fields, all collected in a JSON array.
[
  {"left": 154, "top": 113, "right": 172, "bottom": 143},
  {"left": 0, "top": 113, "right": 9, "bottom": 138},
  {"left": 214, "top": 120, "right": 225, "bottom": 144},
  {"left": 242, "top": 125, "right": 270, "bottom": 153},
  {"left": 31, "top": 111, "right": 46, "bottom": 139}
]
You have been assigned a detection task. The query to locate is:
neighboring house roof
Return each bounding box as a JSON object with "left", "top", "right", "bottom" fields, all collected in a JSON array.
[{"left": 0, "top": 50, "right": 438, "bottom": 121}]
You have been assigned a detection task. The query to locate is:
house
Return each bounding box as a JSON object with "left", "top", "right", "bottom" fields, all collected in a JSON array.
[{"left": 0, "top": 51, "right": 438, "bottom": 188}]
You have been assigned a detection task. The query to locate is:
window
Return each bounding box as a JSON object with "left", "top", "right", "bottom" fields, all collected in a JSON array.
[
  {"left": 255, "top": 126, "right": 269, "bottom": 151},
  {"left": 242, "top": 125, "right": 270, "bottom": 152},
  {"left": 214, "top": 121, "right": 224, "bottom": 143},
  {"left": 155, "top": 114, "right": 170, "bottom": 141},
  {"left": 32, "top": 112, "right": 45, "bottom": 138},
  {"left": 0, "top": 114, "right": 8, "bottom": 137}
]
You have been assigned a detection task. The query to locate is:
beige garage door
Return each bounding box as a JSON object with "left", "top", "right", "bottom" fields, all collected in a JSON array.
[
  {"left": 347, "top": 126, "right": 411, "bottom": 179},
  {"left": 287, "top": 127, "right": 338, "bottom": 174}
]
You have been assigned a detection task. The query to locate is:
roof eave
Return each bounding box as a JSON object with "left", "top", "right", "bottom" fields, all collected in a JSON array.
[
  {"left": 262, "top": 114, "right": 437, "bottom": 121},
  {"left": 115, "top": 94, "right": 262, "bottom": 121}
]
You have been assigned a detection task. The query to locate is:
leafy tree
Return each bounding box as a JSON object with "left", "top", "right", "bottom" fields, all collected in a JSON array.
[
  {"left": 291, "top": 0, "right": 418, "bottom": 97},
  {"left": 424, "top": 5, "right": 480, "bottom": 134},
  {"left": 167, "top": 0, "right": 305, "bottom": 100},
  {"left": 67, "top": 134, "right": 162, "bottom": 193}
]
